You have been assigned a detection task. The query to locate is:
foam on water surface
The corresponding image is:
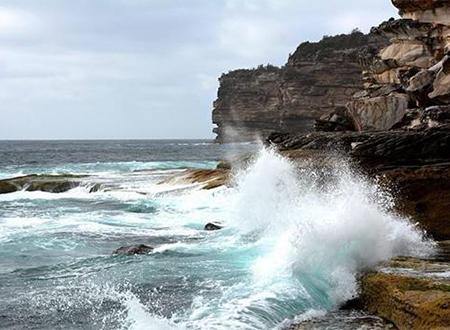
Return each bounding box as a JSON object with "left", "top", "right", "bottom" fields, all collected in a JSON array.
[{"left": 0, "top": 146, "right": 434, "bottom": 329}]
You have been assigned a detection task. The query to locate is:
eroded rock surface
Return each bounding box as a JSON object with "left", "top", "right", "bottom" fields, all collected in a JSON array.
[
  {"left": 343, "top": 0, "right": 450, "bottom": 131},
  {"left": 212, "top": 32, "right": 387, "bottom": 142},
  {"left": 360, "top": 253, "right": 450, "bottom": 330}
]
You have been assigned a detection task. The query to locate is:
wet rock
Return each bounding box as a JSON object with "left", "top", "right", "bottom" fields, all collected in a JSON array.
[
  {"left": 268, "top": 126, "right": 450, "bottom": 170},
  {"left": 0, "top": 174, "right": 86, "bottom": 194},
  {"left": 204, "top": 223, "right": 223, "bottom": 231},
  {"left": 290, "top": 310, "right": 395, "bottom": 329},
  {"left": 267, "top": 127, "right": 450, "bottom": 240},
  {"left": 0, "top": 181, "right": 18, "bottom": 194},
  {"left": 360, "top": 271, "right": 450, "bottom": 329},
  {"left": 88, "top": 183, "right": 103, "bottom": 193},
  {"left": 113, "top": 244, "right": 153, "bottom": 255},
  {"left": 381, "top": 165, "right": 450, "bottom": 240},
  {"left": 160, "top": 169, "right": 229, "bottom": 190}
]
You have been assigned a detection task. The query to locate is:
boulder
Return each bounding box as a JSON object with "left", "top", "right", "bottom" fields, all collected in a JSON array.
[
  {"left": 0, "top": 174, "right": 86, "bottom": 194},
  {"left": 204, "top": 223, "right": 223, "bottom": 231},
  {"left": 113, "top": 244, "right": 153, "bottom": 255},
  {"left": 314, "top": 107, "right": 356, "bottom": 132},
  {"left": 0, "top": 181, "right": 18, "bottom": 194},
  {"left": 429, "top": 56, "right": 450, "bottom": 102},
  {"left": 346, "top": 93, "right": 409, "bottom": 131},
  {"left": 393, "top": 105, "right": 450, "bottom": 130}
]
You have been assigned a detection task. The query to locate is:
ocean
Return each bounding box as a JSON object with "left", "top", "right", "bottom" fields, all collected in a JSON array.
[{"left": 0, "top": 140, "right": 433, "bottom": 329}]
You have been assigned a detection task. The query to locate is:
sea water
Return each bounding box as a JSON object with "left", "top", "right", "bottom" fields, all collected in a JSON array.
[{"left": 0, "top": 140, "right": 434, "bottom": 329}]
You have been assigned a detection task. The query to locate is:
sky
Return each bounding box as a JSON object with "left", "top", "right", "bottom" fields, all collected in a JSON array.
[{"left": 0, "top": 0, "right": 398, "bottom": 139}]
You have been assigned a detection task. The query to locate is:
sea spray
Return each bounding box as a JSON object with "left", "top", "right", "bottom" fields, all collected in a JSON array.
[
  {"left": 230, "top": 147, "right": 434, "bottom": 307},
  {"left": 0, "top": 143, "right": 435, "bottom": 330},
  {"left": 113, "top": 147, "right": 435, "bottom": 329}
]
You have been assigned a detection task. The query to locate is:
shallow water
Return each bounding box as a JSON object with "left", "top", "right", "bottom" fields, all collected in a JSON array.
[{"left": 0, "top": 140, "right": 434, "bottom": 329}]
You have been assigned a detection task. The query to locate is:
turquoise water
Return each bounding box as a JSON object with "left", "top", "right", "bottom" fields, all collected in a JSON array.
[{"left": 0, "top": 141, "right": 434, "bottom": 329}]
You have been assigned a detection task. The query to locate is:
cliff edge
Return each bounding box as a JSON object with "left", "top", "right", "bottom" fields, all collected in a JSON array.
[{"left": 212, "top": 32, "right": 387, "bottom": 142}]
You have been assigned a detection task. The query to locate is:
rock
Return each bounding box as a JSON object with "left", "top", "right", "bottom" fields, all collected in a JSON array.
[
  {"left": 392, "top": 0, "right": 450, "bottom": 25},
  {"left": 392, "top": 0, "right": 448, "bottom": 13},
  {"left": 212, "top": 31, "right": 388, "bottom": 142},
  {"left": 393, "top": 105, "right": 450, "bottom": 130},
  {"left": 347, "top": 92, "right": 409, "bottom": 131},
  {"left": 0, "top": 174, "right": 86, "bottom": 194},
  {"left": 429, "top": 56, "right": 450, "bottom": 102},
  {"left": 381, "top": 165, "right": 450, "bottom": 240},
  {"left": 289, "top": 310, "right": 394, "bottom": 329},
  {"left": 160, "top": 169, "right": 229, "bottom": 190},
  {"left": 358, "top": 244, "right": 450, "bottom": 330},
  {"left": 204, "top": 223, "right": 223, "bottom": 231},
  {"left": 113, "top": 244, "right": 153, "bottom": 255},
  {"left": 360, "top": 271, "right": 450, "bottom": 329},
  {"left": 314, "top": 106, "right": 356, "bottom": 132},
  {"left": 0, "top": 181, "right": 18, "bottom": 194},
  {"left": 267, "top": 126, "right": 450, "bottom": 239},
  {"left": 88, "top": 183, "right": 103, "bottom": 193}
]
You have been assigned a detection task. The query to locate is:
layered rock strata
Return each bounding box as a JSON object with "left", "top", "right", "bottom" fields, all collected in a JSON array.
[
  {"left": 360, "top": 249, "right": 450, "bottom": 330},
  {"left": 266, "top": 125, "right": 450, "bottom": 240},
  {"left": 344, "top": 0, "right": 450, "bottom": 131},
  {"left": 212, "top": 32, "right": 387, "bottom": 142}
]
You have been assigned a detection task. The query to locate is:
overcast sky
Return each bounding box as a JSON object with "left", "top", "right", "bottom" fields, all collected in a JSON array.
[{"left": 0, "top": 0, "right": 398, "bottom": 139}]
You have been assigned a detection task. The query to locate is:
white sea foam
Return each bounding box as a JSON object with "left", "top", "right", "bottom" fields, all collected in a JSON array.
[
  {"left": 1, "top": 148, "right": 435, "bottom": 329},
  {"left": 119, "top": 148, "right": 434, "bottom": 329},
  {"left": 231, "top": 148, "right": 434, "bottom": 303}
]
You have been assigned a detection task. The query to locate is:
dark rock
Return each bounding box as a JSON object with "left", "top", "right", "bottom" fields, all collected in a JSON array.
[
  {"left": 88, "top": 183, "right": 103, "bottom": 193},
  {"left": 268, "top": 126, "right": 450, "bottom": 240},
  {"left": 381, "top": 165, "right": 450, "bottom": 240},
  {"left": 339, "top": 297, "right": 363, "bottom": 310},
  {"left": 268, "top": 126, "right": 450, "bottom": 170},
  {"left": 113, "top": 244, "right": 153, "bottom": 255},
  {"left": 204, "top": 223, "right": 223, "bottom": 231},
  {"left": 0, "top": 174, "right": 86, "bottom": 194},
  {"left": 392, "top": 0, "right": 448, "bottom": 13},
  {"left": 314, "top": 107, "right": 356, "bottom": 132},
  {"left": 0, "top": 181, "right": 18, "bottom": 194},
  {"left": 393, "top": 105, "right": 450, "bottom": 130}
]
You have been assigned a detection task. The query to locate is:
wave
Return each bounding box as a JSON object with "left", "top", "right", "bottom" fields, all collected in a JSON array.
[
  {"left": 0, "top": 160, "right": 218, "bottom": 180},
  {"left": 0, "top": 148, "right": 434, "bottom": 329},
  {"left": 116, "top": 148, "right": 434, "bottom": 329}
]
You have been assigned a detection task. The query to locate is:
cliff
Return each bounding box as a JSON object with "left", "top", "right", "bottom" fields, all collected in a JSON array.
[
  {"left": 212, "top": 32, "right": 388, "bottom": 142},
  {"left": 342, "top": 0, "right": 450, "bottom": 131},
  {"left": 266, "top": 1, "right": 450, "bottom": 327}
]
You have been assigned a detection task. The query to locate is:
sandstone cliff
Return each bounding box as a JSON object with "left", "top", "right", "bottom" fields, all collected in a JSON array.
[
  {"left": 341, "top": 0, "right": 450, "bottom": 132},
  {"left": 212, "top": 32, "right": 387, "bottom": 142}
]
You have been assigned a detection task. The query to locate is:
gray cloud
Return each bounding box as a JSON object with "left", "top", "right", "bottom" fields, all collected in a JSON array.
[{"left": 0, "top": 0, "right": 398, "bottom": 139}]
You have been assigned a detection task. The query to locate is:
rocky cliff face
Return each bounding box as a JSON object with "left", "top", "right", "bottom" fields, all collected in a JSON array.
[
  {"left": 212, "top": 32, "right": 387, "bottom": 142},
  {"left": 344, "top": 0, "right": 450, "bottom": 131}
]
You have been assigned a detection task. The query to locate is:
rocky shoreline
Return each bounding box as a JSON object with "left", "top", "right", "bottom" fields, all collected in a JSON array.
[{"left": 209, "top": 0, "right": 450, "bottom": 328}]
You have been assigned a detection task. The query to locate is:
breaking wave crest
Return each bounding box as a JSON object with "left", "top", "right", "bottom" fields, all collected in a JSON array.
[{"left": 122, "top": 148, "right": 434, "bottom": 329}]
